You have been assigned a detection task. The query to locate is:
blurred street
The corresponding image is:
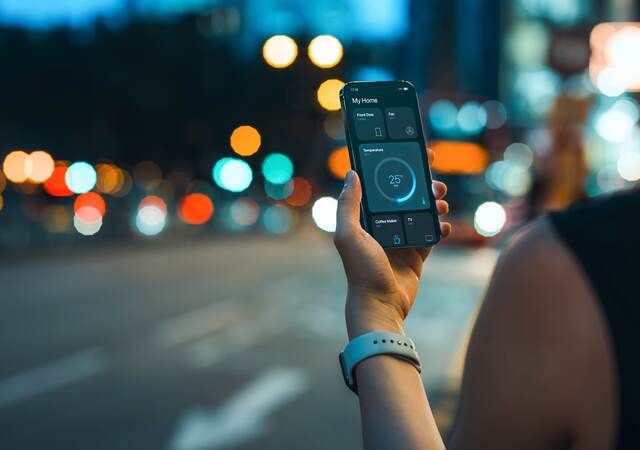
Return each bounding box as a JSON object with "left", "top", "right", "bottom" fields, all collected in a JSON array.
[{"left": 0, "top": 232, "right": 496, "bottom": 450}]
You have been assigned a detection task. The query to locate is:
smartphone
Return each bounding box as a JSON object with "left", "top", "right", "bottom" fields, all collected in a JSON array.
[{"left": 340, "top": 80, "right": 441, "bottom": 249}]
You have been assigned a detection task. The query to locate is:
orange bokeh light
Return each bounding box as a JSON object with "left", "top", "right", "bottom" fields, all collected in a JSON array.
[
  {"left": 26, "top": 150, "right": 54, "bottom": 183},
  {"left": 430, "top": 141, "right": 489, "bottom": 174},
  {"left": 327, "top": 146, "right": 351, "bottom": 179},
  {"left": 74, "top": 192, "right": 106, "bottom": 216},
  {"left": 44, "top": 166, "right": 74, "bottom": 197},
  {"left": 178, "top": 193, "right": 214, "bottom": 225},
  {"left": 285, "top": 177, "right": 313, "bottom": 207},
  {"left": 3, "top": 150, "right": 30, "bottom": 183},
  {"left": 96, "top": 163, "right": 124, "bottom": 195},
  {"left": 230, "top": 125, "right": 262, "bottom": 156}
]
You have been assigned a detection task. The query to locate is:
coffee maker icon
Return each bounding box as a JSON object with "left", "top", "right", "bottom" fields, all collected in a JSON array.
[{"left": 393, "top": 234, "right": 402, "bottom": 245}]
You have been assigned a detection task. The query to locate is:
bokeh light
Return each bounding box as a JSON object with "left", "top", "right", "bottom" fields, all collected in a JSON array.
[
  {"left": 265, "top": 180, "right": 294, "bottom": 201},
  {"left": 133, "top": 161, "right": 162, "bottom": 191},
  {"left": 26, "top": 151, "right": 54, "bottom": 183},
  {"left": 474, "top": 202, "right": 507, "bottom": 237},
  {"left": 74, "top": 207, "right": 102, "bottom": 236},
  {"left": 96, "top": 163, "right": 125, "bottom": 195},
  {"left": 312, "top": 196, "right": 338, "bottom": 232},
  {"left": 230, "top": 197, "right": 260, "bottom": 226},
  {"left": 504, "top": 143, "right": 534, "bottom": 170},
  {"left": 75, "top": 205, "right": 102, "bottom": 224},
  {"left": 590, "top": 23, "right": 640, "bottom": 93},
  {"left": 597, "top": 67, "right": 625, "bottom": 97},
  {"left": 178, "top": 193, "right": 214, "bottom": 225},
  {"left": 136, "top": 196, "right": 167, "bottom": 236},
  {"left": 44, "top": 165, "right": 73, "bottom": 197},
  {"left": 327, "top": 146, "right": 351, "bottom": 179},
  {"left": 482, "top": 100, "right": 508, "bottom": 129},
  {"left": 286, "top": 177, "right": 313, "bottom": 207},
  {"left": 308, "top": 35, "right": 343, "bottom": 69},
  {"left": 429, "top": 100, "right": 458, "bottom": 132},
  {"left": 263, "top": 35, "right": 298, "bottom": 69},
  {"left": 262, "top": 153, "right": 294, "bottom": 185},
  {"left": 431, "top": 141, "right": 489, "bottom": 174},
  {"left": 41, "top": 205, "right": 71, "bottom": 233},
  {"left": 65, "top": 162, "right": 97, "bottom": 194},
  {"left": 230, "top": 125, "right": 261, "bottom": 156},
  {"left": 220, "top": 158, "right": 253, "bottom": 192},
  {"left": 457, "top": 102, "right": 487, "bottom": 134},
  {"left": 323, "top": 113, "right": 345, "bottom": 140},
  {"left": 3, "top": 150, "right": 30, "bottom": 183},
  {"left": 74, "top": 192, "right": 106, "bottom": 217},
  {"left": 605, "top": 25, "right": 640, "bottom": 92},
  {"left": 595, "top": 99, "right": 639, "bottom": 143},
  {"left": 617, "top": 152, "right": 640, "bottom": 181},
  {"left": 212, "top": 157, "right": 232, "bottom": 187},
  {"left": 351, "top": 66, "right": 394, "bottom": 81},
  {"left": 317, "top": 79, "right": 345, "bottom": 112},
  {"left": 262, "top": 205, "right": 292, "bottom": 235}
]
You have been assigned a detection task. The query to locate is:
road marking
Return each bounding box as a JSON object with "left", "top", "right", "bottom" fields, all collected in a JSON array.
[
  {"left": 154, "top": 301, "right": 243, "bottom": 348},
  {"left": 168, "top": 366, "right": 309, "bottom": 450},
  {"left": 185, "top": 306, "right": 288, "bottom": 369},
  {"left": 0, "top": 348, "right": 106, "bottom": 408}
]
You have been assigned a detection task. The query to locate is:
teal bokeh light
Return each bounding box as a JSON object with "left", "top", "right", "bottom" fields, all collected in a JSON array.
[
  {"left": 261, "top": 153, "right": 293, "bottom": 185},
  {"left": 65, "top": 161, "right": 97, "bottom": 194},
  {"left": 212, "top": 157, "right": 253, "bottom": 193}
]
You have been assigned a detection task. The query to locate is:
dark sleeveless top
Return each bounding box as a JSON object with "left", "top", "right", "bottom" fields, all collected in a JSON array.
[{"left": 549, "top": 189, "right": 640, "bottom": 450}]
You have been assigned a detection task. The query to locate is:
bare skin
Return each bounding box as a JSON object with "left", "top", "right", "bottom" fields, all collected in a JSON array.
[{"left": 334, "top": 161, "right": 617, "bottom": 450}]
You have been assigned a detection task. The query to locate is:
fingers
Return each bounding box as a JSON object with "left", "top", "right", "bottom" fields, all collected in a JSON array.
[
  {"left": 440, "top": 222, "right": 452, "bottom": 238},
  {"left": 436, "top": 199, "right": 449, "bottom": 215},
  {"left": 334, "top": 170, "right": 362, "bottom": 246},
  {"left": 432, "top": 180, "right": 447, "bottom": 199}
]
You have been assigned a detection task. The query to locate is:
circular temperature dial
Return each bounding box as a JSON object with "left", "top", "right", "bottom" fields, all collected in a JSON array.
[{"left": 373, "top": 157, "right": 417, "bottom": 203}]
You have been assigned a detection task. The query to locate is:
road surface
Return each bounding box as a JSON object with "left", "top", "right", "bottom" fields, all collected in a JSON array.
[{"left": 0, "top": 232, "right": 497, "bottom": 450}]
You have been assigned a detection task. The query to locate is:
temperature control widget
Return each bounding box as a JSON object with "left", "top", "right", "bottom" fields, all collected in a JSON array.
[
  {"left": 359, "top": 141, "right": 430, "bottom": 213},
  {"left": 371, "top": 212, "right": 437, "bottom": 247}
]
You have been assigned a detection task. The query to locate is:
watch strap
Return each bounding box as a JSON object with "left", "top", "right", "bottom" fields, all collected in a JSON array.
[{"left": 339, "top": 331, "right": 421, "bottom": 394}]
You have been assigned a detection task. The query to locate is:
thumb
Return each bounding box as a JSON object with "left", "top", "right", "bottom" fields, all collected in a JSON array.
[{"left": 334, "top": 170, "right": 362, "bottom": 243}]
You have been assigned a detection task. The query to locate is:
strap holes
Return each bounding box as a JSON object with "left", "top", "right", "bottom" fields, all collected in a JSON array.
[{"left": 373, "top": 340, "right": 378, "bottom": 344}]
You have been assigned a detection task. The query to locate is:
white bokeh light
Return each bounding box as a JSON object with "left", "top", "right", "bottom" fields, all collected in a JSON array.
[
  {"left": 312, "top": 196, "right": 338, "bottom": 232},
  {"left": 474, "top": 202, "right": 507, "bottom": 237},
  {"left": 617, "top": 152, "right": 640, "bottom": 181},
  {"left": 136, "top": 205, "right": 166, "bottom": 236}
]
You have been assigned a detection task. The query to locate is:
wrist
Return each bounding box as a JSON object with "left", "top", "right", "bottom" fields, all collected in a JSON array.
[{"left": 346, "top": 295, "right": 405, "bottom": 340}]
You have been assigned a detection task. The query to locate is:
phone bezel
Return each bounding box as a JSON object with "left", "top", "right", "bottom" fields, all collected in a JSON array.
[{"left": 340, "top": 80, "right": 441, "bottom": 249}]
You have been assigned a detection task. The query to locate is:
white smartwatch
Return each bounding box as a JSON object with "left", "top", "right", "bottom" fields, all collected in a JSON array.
[{"left": 339, "top": 331, "right": 421, "bottom": 394}]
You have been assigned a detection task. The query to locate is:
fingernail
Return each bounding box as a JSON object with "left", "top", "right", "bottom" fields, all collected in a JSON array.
[{"left": 345, "top": 171, "right": 353, "bottom": 186}]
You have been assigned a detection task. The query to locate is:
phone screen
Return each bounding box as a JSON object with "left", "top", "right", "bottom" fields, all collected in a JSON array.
[{"left": 340, "top": 80, "right": 440, "bottom": 248}]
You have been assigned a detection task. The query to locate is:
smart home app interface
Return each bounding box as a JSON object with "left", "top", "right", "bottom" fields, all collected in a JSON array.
[{"left": 343, "top": 82, "right": 438, "bottom": 248}]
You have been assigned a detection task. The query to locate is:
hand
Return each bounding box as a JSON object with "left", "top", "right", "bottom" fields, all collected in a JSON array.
[{"left": 334, "top": 149, "right": 451, "bottom": 339}]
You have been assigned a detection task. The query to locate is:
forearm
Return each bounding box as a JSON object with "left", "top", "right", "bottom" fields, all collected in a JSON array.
[
  {"left": 356, "top": 355, "right": 445, "bottom": 450},
  {"left": 347, "top": 299, "right": 445, "bottom": 450}
]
